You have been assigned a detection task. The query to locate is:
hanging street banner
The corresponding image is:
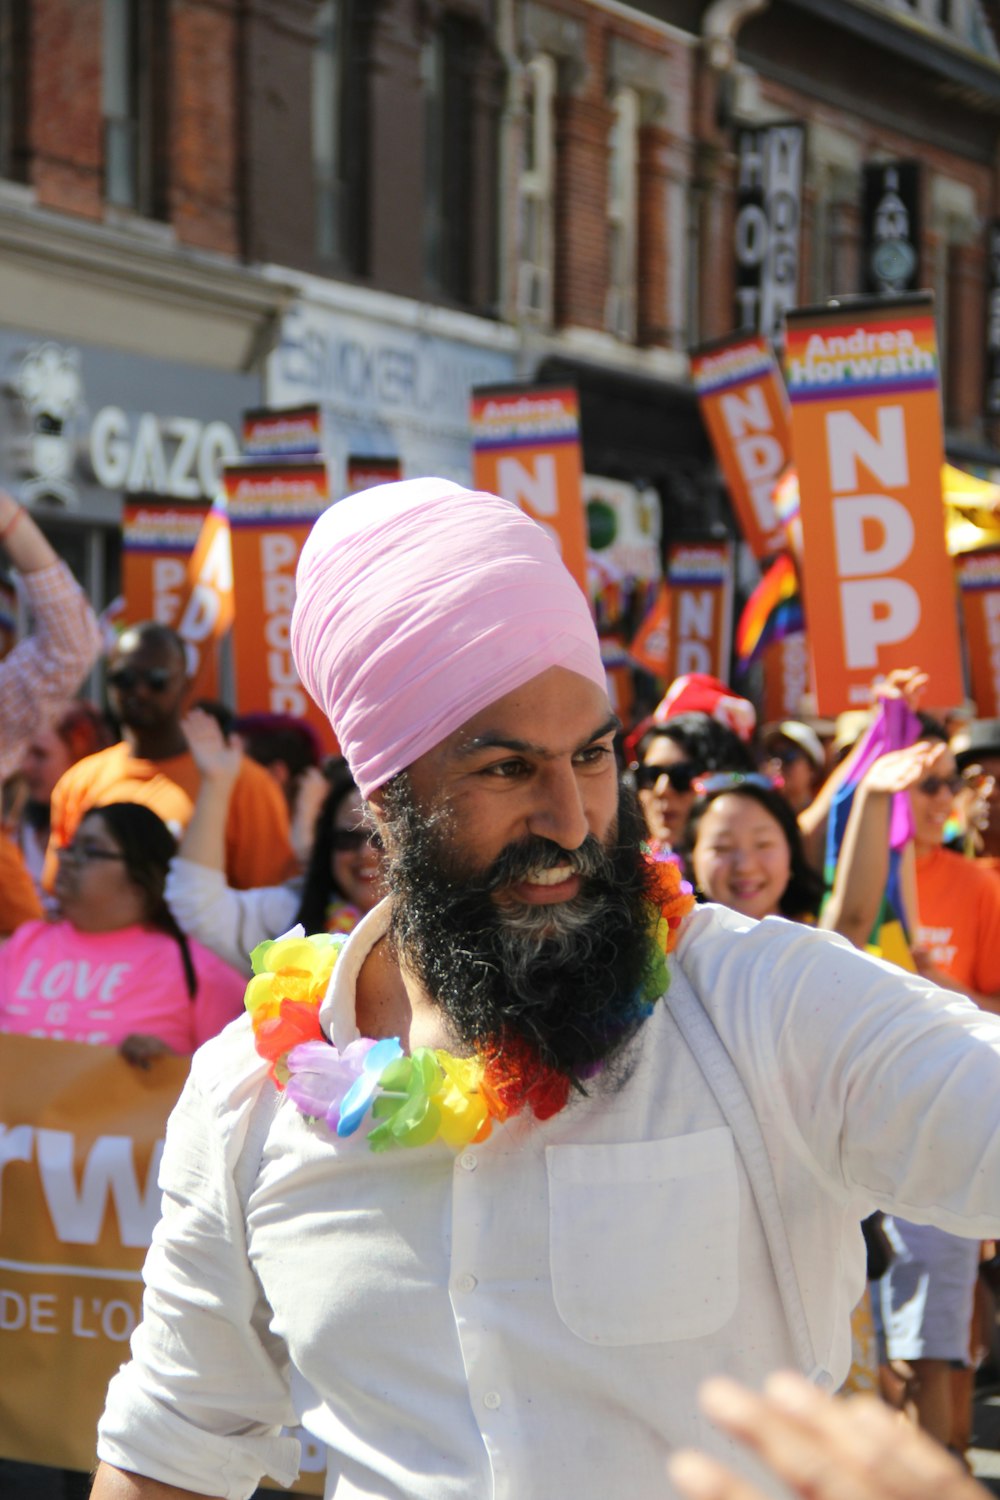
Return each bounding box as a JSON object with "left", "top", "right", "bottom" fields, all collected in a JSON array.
[
  {"left": 733, "top": 122, "right": 805, "bottom": 341},
  {"left": 346, "top": 455, "right": 402, "bottom": 494},
  {"left": 861, "top": 162, "right": 921, "bottom": 296},
  {"left": 224, "top": 462, "right": 335, "bottom": 747},
  {"left": 761, "top": 630, "right": 811, "bottom": 723},
  {"left": 785, "top": 293, "right": 963, "bottom": 715},
  {"left": 956, "top": 549, "right": 1000, "bottom": 718},
  {"left": 470, "top": 384, "right": 588, "bottom": 593},
  {"left": 666, "top": 542, "right": 733, "bottom": 683},
  {"left": 691, "top": 334, "right": 790, "bottom": 559},
  {"left": 0, "top": 1033, "right": 326, "bottom": 1493},
  {"left": 986, "top": 221, "right": 1000, "bottom": 422}
]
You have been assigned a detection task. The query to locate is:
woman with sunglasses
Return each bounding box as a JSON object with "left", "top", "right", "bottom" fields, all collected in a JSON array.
[
  {"left": 165, "top": 710, "right": 385, "bottom": 975},
  {"left": 629, "top": 713, "right": 757, "bottom": 856},
  {"left": 682, "top": 774, "right": 823, "bottom": 923},
  {"left": 0, "top": 801, "right": 246, "bottom": 1064}
]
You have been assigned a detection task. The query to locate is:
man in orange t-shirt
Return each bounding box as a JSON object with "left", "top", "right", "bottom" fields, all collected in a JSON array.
[{"left": 46, "top": 623, "right": 296, "bottom": 893}]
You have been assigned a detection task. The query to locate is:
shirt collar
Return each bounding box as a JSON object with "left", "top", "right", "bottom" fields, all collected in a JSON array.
[{"left": 318, "top": 897, "right": 392, "bottom": 1049}]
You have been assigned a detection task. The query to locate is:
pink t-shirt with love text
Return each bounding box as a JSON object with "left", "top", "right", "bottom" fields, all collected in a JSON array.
[{"left": 0, "top": 920, "right": 246, "bottom": 1054}]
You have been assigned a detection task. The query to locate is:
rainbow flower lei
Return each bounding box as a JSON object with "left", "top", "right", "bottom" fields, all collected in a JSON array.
[{"left": 245, "top": 856, "right": 694, "bottom": 1153}]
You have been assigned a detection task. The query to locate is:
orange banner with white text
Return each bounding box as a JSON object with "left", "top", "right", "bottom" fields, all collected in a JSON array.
[
  {"left": 761, "top": 630, "right": 812, "bottom": 722},
  {"left": 629, "top": 581, "right": 671, "bottom": 681},
  {"left": 225, "top": 463, "right": 335, "bottom": 749},
  {"left": 666, "top": 543, "right": 733, "bottom": 683},
  {"left": 470, "top": 384, "right": 588, "bottom": 593},
  {"left": 0, "top": 1035, "right": 324, "bottom": 1491},
  {"left": 691, "top": 335, "right": 790, "bottom": 560},
  {"left": 785, "top": 295, "right": 963, "bottom": 716},
  {"left": 122, "top": 500, "right": 208, "bottom": 628},
  {"left": 956, "top": 549, "right": 1000, "bottom": 719}
]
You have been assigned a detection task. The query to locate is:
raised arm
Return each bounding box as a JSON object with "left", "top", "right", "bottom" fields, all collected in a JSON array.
[{"left": 177, "top": 709, "right": 243, "bottom": 870}]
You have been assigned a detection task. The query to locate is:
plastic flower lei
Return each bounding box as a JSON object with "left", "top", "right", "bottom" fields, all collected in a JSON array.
[{"left": 245, "top": 855, "right": 694, "bottom": 1154}]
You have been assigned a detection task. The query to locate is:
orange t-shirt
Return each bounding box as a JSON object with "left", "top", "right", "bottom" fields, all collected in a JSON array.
[
  {"left": 46, "top": 741, "right": 296, "bottom": 892},
  {"left": 0, "top": 830, "right": 43, "bottom": 934},
  {"left": 915, "top": 845, "right": 1000, "bottom": 999}
]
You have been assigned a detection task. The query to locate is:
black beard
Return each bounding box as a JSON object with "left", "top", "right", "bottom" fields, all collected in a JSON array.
[{"left": 378, "top": 776, "right": 657, "bottom": 1093}]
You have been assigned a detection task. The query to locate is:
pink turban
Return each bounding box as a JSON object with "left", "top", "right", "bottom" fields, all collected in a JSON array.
[{"left": 291, "top": 477, "right": 605, "bottom": 795}]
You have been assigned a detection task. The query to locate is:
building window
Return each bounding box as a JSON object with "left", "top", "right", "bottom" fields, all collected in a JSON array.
[
  {"left": 606, "top": 87, "right": 639, "bottom": 341},
  {"left": 102, "top": 0, "right": 168, "bottom": 216},
  {"left": 515, "top": 55, "right": 555, "bottom": 324},
  {"left": 424, "top": 14, "right": 477, "bottom": 304},
  {"left": 312, "top": 0, "right": 367, "bottom": 271},
  {"left": 0, "top": 0, "right": 29, "bottom": 183}
]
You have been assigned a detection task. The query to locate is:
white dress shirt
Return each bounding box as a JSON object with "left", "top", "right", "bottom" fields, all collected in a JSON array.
[{"left": 98, "top": 901, "right": 1000, "bottom": 1500}]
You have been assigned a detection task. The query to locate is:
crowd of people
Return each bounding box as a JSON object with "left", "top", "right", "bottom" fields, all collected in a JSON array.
[{"left": 3, "top": 477, "right": 1000, "bottom": 1496}]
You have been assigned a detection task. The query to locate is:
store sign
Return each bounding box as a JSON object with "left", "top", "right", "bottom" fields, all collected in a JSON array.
[
  {"left": 986, "top": 220, "right": 1000, "bottom": 420},
  {"left": 862, "top": 162, "right": 921, "bottom": 295},
  {"left": 733, "top": 122, "right": 804, "bottom": 340},
  {"left": 89, "top": 407, "right": 239, "bottom": 501}
]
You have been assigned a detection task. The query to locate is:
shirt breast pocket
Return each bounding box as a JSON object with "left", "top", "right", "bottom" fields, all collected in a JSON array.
[{"left": 546, "top": 1127, "right": 740, "bottom": 1345}]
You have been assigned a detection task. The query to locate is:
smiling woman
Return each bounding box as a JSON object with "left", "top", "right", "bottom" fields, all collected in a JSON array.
[
  {"left": 0, "top": 802, "right": 246, "bottom": 1063},
  {"left": 682, "top": 779, "right": 824, "bottom": 923}
]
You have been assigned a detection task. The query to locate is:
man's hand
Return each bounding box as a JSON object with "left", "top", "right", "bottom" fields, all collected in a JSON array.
[
  {"left": 668, "top": 1371, "right": 986, "bottom": 1500},
  {"left": 872, "top": 667, "right": 929, "bottom": 713},
  {"left": 181, "top": 709, "right": 243, "bottom": 785}
]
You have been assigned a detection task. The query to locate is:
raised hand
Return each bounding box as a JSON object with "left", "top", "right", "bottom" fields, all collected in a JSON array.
[{"left": 181, "top": 708, "right": 243, "bottom": 784}]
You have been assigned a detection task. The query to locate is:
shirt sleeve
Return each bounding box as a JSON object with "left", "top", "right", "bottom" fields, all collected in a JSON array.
[
  {"left": 224, "top": 762, "right": 298, "bottom": 891},
  {"left": 97, "top": 1027, "right": 301, "bottom": 1498},
  {"left": 0, "top": 562, "right": 102, "bottom": 782},
  {"left": 679, "top": 908, "right": 1000, "bottom": 1237},
  {"left": 166, "top": 857, "right": 301, "bottom": 976}
]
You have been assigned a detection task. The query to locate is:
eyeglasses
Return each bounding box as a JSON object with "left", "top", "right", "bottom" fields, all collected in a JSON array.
[
  {"left": 106, "top": 666, "right": 175, "bottom": 693},
  {"left": 330, "top": 828, "right": 383, "bottom": 853},
  {"left": 692, "top": 772, "right": 777, "bottom": 797},
  {"left": 58, "top": 841, "right": 126, "bottom": 864},
  {"left": 915, "top": 774, "right": 964, "bottom": 797},
  {"left": 632, "top": 761, "right": 699, "bottom": 794}
]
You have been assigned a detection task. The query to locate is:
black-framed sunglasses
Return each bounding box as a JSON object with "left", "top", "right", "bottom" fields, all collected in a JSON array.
[
  {"left": 330, "top": 828, "right": 383, "bottom": 853},
  {"left": 106, "top": 665, "right": 175, "bottom": 693},
  {"left": 58, "top": 841, "right": 126, "bottom": 864},
  {"left": 915, "top": 774, "right": 964, "bottom": 797},
  {"left": 631, "top": 761, "right": 700, "bottom": 794}
]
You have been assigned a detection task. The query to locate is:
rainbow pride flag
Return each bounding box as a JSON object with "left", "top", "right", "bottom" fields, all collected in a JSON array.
[{"left": 735, "top": 554, "right": 803, "bottom": 670}]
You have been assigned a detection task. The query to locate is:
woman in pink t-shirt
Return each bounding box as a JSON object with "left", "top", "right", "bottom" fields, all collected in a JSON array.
[{"left": 0, "top": 801, "right": 246, "bottom": 1062}]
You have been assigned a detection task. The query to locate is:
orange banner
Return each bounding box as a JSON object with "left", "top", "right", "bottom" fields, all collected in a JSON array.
[
  {"left": 225, "top": 462, "right": 334, "bottom": 748},
  {"left": 470, "top": 384, "right": 588, "bottom": 592},
  {"left": 0, "top": 1035, "right": 324, "bottom": 1491},
  {"left": 956, "top": 549, "right": 1000, "bottom": 718},
  {"left": 629, "top": 580, "right": 671, "bottom": 680},
  {"left": 666, "top": 543, "right": 733, "bottom": 682},
  {"left": 242, "top": 403, "right": 324, "bottom": 460},
  {"left": 761, "top": 629, "right": 811, "bottom": 722},
  {"left": 346, "top": 455, "right": 401, "bottom": 494},
  {"left": 785, "top": 295, "right": 963, "bottom": 715},
  {"left": 121, "top": 500, "right": 208, "bottom": 628},
  {"left": 162, "top": 498, "right": 235, "bottom": 701},
  {"left": 691, "top": 335, "right": 789, "bottom": 560}
]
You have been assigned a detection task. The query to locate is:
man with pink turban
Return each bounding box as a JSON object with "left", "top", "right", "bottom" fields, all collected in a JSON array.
[{"left": 96, "top": 480, "right": 1000, "bottom": 1500}]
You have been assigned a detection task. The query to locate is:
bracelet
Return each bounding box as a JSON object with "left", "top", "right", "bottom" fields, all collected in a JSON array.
[{"left": 0, "top": 505, "right": 24, "bottom": 545}]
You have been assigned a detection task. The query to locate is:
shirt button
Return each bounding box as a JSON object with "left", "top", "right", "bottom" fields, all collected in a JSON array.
[
  {"left": 459, "top": 1151, "right": 478, "bottom": 1171},
  {"left": 483, "top": 1391, "right": 502, "bottom": 1410},
  {"left": 456, "top": 1273, "right": 478, "bottom": 1292}
]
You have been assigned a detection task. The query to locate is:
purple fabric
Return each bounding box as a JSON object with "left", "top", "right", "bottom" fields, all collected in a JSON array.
[
  {"left": 290, "top": 478, "right": 605, "bottom": 795},
  {"left": 845, "top": 697, "right": 920, "bottom": 850}
]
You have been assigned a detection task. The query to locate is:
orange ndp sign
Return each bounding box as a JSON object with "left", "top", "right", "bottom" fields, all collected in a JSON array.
[
  {"left": 470, "top": 384, "right": 588, "bottom": 592},
  {"left": 122, "top": 500, "right": 208, "bottom": 627},
  {"left": 761, "top": 630, "right": 811, "bottom": 722},
  {"left": 666, "top": 543, "right": 733, "bottom": 682},
  {"left": 224, "top": 462, "right": 334, "bottom": 747},
  {"left": 0, "top": 1035, "right": 325, "bottom": 1492},
  {"left": 956, "top": 549, "right": 1000, "bottom": 717},
  {"left": 691, "top": 334, "right": 789, "bottom": 560},
  {"left": 785, "top": 295, "right": 963, "bottom": 715}
]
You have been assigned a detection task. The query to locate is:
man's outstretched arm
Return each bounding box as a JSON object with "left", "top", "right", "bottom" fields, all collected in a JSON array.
[{"left": 91, "top": 1464, "right": 222, "bottom": 1500}]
